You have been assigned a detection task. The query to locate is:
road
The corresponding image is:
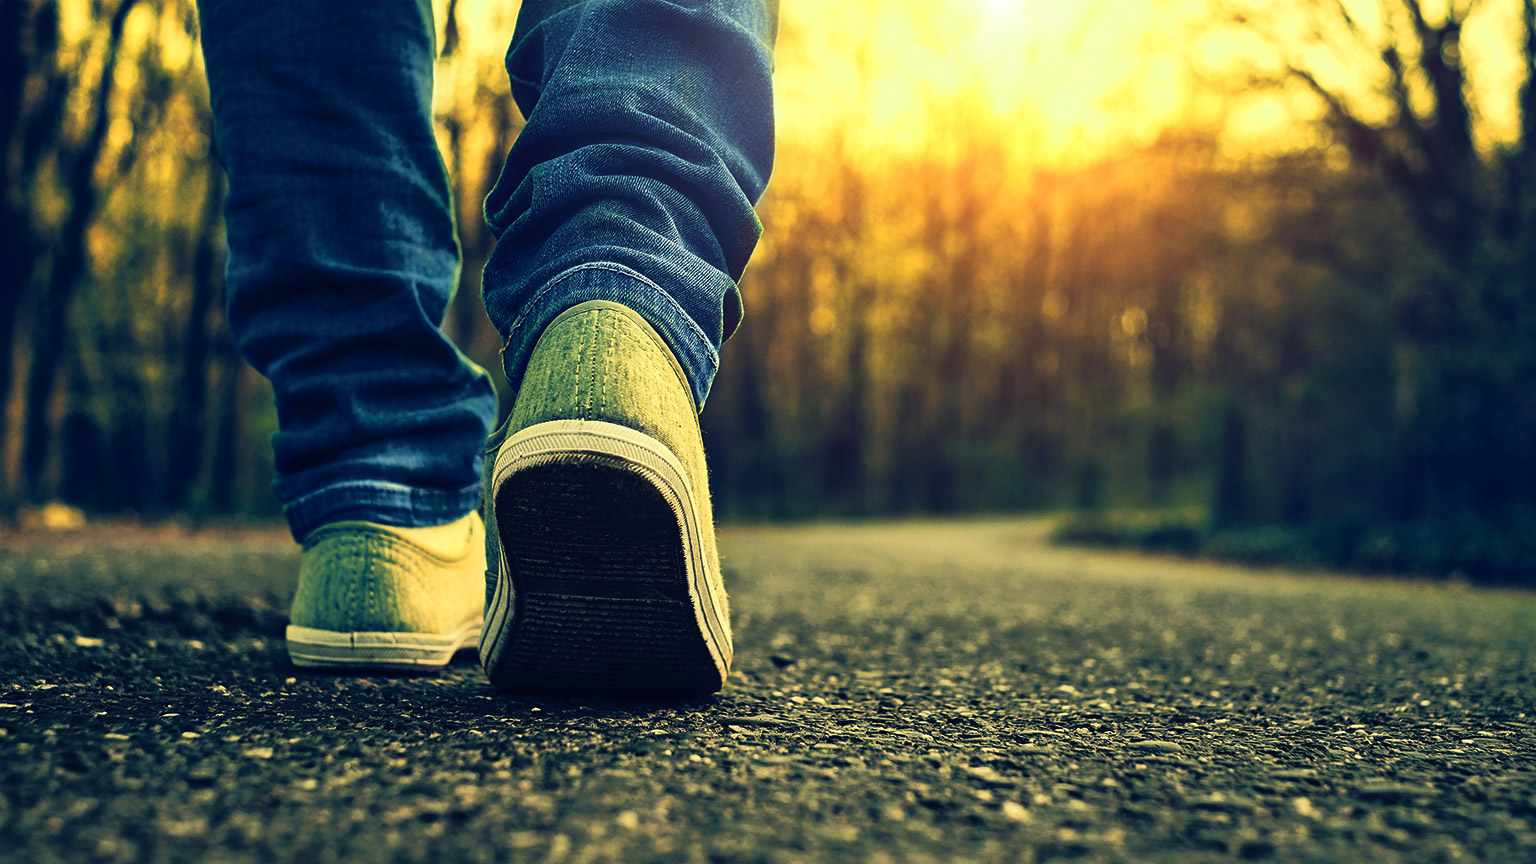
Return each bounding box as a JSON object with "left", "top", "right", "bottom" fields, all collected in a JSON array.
[{"left": 2, "top": 518, "right": 1534, "bottom": 862}]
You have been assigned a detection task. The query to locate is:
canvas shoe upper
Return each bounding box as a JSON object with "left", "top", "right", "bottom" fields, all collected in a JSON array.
[
  {"left": 286, "top": 512, "right": 485, "bottom": 669},
  {"left": 479, "top": 300, "right": 731, "bottom": 695}
]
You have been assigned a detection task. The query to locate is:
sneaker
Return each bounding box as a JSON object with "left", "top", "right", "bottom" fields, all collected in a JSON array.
[
  {"left": 479, "top": 299, "right": 732, "bottom": 696},
  {"left": 286, "top": 512, "right": 486, "bottom": 669}
]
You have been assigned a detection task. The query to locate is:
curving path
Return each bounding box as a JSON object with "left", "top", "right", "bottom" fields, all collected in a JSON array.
[{"left": 1, "top": 519, "right": 1533, "bottom": 862}]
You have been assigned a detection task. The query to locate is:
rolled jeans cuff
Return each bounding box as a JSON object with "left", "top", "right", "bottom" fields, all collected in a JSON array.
[
  {"left": 282, "top": 479, "right": 483, "bottom": 542},
  {"left": 500, "top": 263, "right": 721, "bottom": 409}
]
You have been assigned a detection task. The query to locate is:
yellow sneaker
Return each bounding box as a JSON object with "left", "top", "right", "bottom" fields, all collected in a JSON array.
[
  {"left": 286, "top": 512, "right": 485, "bottom": 670},
  {"left": 480, "top": 300, "right": 731, "bottom": 696}
]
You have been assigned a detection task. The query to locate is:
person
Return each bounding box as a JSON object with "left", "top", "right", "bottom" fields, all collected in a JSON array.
[{"left": 196, "top": 0, "right": 777, "bottom": 695}]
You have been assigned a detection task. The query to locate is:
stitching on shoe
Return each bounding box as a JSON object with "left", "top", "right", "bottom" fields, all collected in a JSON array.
[
  {"left": 583, "top": 310, "right": 597, "bottom": 418},
  {"left": 363, "top": 533, "right": 376, "bottom": 623},
  {"left": 570, "top": 300, "right": 697, "bottom": 418},
  {"left": 599, "top": 311, "right": 613, "bottom": 416},
  {"left": 571, "top": 310, "right": 583, "bottom": 419}
]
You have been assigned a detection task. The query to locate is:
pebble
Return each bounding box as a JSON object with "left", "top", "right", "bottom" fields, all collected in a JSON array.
[
  {"left": 1001, "top": 801, "right": 1031, "bottom": 822},
  {"left": 1128, "top": 740, "right": 1184, "bottom": 754},
  {"left": 1355, "top": 782, "right": 1438, "bottom": 801},
  {"left": 1269, "top": 769, "right": 1320, "bottom": 781},
  {"left": 964, "top": 765, "right": 1010, "bottom": 785},
  {"left": 1188, "top": 794, "right": 1258, "bottom": 812},
  {"left": 719, "top": 715, "right": 795, "bottom": 728}
]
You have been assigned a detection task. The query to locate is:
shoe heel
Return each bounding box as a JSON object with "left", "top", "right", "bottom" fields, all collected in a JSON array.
[{"left": 481, "top": 427, "right": 729, "bottom": 695}]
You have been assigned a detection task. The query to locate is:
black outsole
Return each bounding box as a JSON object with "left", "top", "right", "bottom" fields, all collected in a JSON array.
[{"left": 485, "top": 461, "right": 723, "bottom": 697}]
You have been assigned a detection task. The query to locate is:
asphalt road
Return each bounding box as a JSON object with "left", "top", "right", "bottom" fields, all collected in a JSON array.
[{"left": 1, "top": 519, "right": 1534, "bottom": 863}]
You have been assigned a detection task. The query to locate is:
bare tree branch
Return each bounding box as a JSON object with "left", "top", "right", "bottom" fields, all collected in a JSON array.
[
  {"left": 1287, "top": 62, "right": 1420, "bottom": 191},
  {"left": 1523, "top": 0, "right": 1536, "bottom": 146},
  {"left": 1331, "top": 0, "right": 1362, "bottom": 38},
  {"left": 1450, "top": 0, "right": 1482, "bottom": 25},
  {"left": 1401, "top": 0, "right": 1432, "bottom": 41},
  {"left": 1380, "top": 46, "right": 1431, "bottom": 159}
]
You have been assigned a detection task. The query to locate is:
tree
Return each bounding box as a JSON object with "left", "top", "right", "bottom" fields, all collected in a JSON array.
[
  {"left": 18, "top": 0, "right": 142, "bottom": 504},
  {"left": 1234, "top": 0, "right": 1536, "bottom": 520}
]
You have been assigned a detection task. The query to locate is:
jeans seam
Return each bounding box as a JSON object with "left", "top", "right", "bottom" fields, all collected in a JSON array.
[
  {"left": 507, "top": 72, "right": 540, "bottom": 92},
  {"left": 508, "top": 262, "right": 720, "bottom": 371}
]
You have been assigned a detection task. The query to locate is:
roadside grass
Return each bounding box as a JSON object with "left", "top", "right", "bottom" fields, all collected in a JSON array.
[{"left": 1050, "top": 507, "right": 1536, "bottom": 587}]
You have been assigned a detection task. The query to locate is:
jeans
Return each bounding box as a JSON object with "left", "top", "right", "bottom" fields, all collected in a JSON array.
[{"left": 198, "top": 0, "right": 777, "bottom": 540}]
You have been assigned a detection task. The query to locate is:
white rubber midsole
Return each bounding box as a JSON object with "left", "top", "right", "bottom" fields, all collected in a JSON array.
[
  {"left": 286, "top": 620, "right": 481, "bottom": 668},
  {"left": 480, "top": 418, "right": 731, "bottom": 681}
]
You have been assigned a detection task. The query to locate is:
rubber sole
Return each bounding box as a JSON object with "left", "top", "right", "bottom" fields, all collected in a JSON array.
[
  {"left": 480, "top": 420, "right": 730, "bottom": 696},
  {"left": 286, "top": 620, "right": 481, "bottom": 670}
]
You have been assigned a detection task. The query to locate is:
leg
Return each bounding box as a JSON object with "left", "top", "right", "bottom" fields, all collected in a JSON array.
[
  {"left": 482, "top": 0, "right": 778, "bottom": 409},
  {"left": 478, "top": 0, "right": 777, "bottom": 695},
  {"left": 199, "top": 0, "right": 495, "bottom": 540},
  {"left": 199, "top": 0, "right": 492, "bottom": 668}
]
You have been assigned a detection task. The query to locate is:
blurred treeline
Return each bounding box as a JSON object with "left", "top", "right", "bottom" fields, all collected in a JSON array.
[{"left": 3, "top": 0, "right": 1535, "bottom": 579}]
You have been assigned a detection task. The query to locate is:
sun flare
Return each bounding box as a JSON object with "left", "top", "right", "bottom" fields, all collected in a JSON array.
[
  {"left": 977, "top": 0, "right": 1025, "bottom": 17},
  {"left": 769, "top": 0, "right": 1522, "bottom": 168}
]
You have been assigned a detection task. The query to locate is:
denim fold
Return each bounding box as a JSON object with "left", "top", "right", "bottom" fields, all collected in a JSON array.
[
  {"left": 198, "top": 0, "right": 776, "bottom": 539},
  {"left": 483, "top": 0, "right": 777, "bottom": 408}
]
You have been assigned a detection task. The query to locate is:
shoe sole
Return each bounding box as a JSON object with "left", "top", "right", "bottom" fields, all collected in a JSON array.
[
  {"left": 480, "top": 419, "right": 730, "bottom": 696},
  {"left": 286, "top": 620, "right": 481, "bottom": 670}
]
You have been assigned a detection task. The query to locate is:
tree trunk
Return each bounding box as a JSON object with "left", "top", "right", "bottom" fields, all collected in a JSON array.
[
  {"left": 821, "top": 170, "right": 868, "bottom": 506},
  {"left": 58, "top": 344, "right": 104, "bottom": 509},
  {"left": 166, "top": 162, "right": 224, "bottom": 510},
  {"left": 206, "top": 351, "right": 242, "bottom": 515},
  {"left": 1389, "top": 340, "right": 1425, "bottom": 521},
  {"left": 0, "top": 0, "right": 43, "bottom": 510},
  {"left": 1278, "top": 311, "right": 1311, "bottom": 524},
  {"left": 1147, "top": 275, "right": 1184, "bottom": 505},
  {"left": 820, "top": 289, "right": 867, "bottom": 506},
  {"left": 1211, "top": 285, "right": 1248, "bottom": 529},
  {"left": 1212, "top": 399, "right": 1249, "bottom": 529},
  {"left": 0, "top": 264, "right": 24, "bottom": 510},
  {"left": 1501, "top": 0, "right": 1536, "bottom": 246},
  {"left": 20, "top": 0, "right": 139, "bottom": 502}
]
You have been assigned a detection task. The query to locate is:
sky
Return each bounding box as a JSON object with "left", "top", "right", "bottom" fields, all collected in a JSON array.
[
  {"left": 770, "top": 0, "right": 1527, "bottom": 167},
  {"left": 94, "top": 0, "right": 1528, "bottom": 174}
]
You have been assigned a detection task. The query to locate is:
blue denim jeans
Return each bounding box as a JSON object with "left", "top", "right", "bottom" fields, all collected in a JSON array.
[{"left": 199, "top": 0, "right": 776, "bottom": 540}]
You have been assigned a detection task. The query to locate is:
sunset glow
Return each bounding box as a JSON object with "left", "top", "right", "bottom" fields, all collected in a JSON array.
[
  {"left": 419, "top": 0, "right": 1527, "bottom": 170},
  {"left": 767, "top": 0, "right": 1525, "bottom": 166}
]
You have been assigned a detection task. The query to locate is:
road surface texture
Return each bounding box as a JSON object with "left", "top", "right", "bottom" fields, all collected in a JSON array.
[{"left": 1, "top": 519, "right": 1534, "bottom": 863}]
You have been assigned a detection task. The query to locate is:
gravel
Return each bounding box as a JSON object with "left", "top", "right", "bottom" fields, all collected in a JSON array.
[{"left": 1, "top": 518, "right": 1533, "bottom": 863}]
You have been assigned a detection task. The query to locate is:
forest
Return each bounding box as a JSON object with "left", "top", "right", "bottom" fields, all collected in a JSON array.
[{"left": 3, "top": 0, "right": 1534, "bottom": 582}]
